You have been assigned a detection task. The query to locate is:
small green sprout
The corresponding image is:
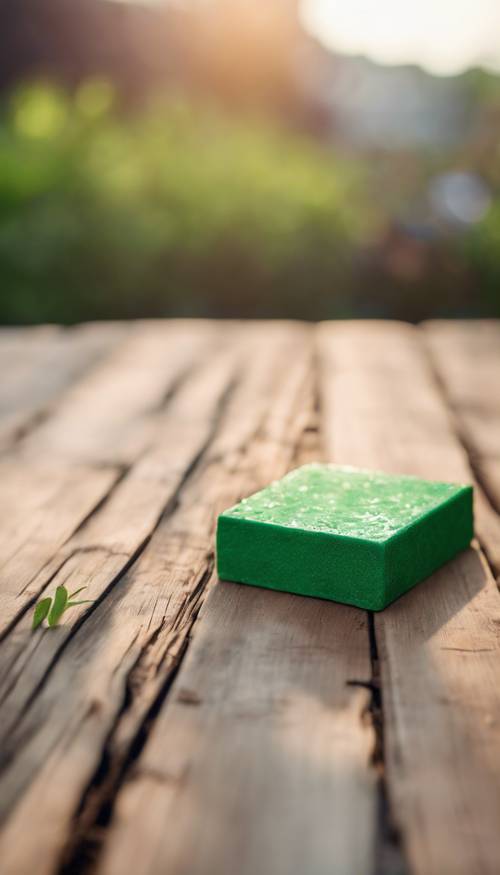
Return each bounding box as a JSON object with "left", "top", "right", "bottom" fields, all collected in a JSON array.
[{"left": 32, "top": 585, "right": 93, "bottom": 630}]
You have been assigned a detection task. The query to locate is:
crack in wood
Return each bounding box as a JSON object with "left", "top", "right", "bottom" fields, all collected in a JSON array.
[
  {"left": 282, "top": 356, "right": 409, "bottom": 875},
  {"left": 0, "top": 539, "right": 155, "bottom": 751},
  {"left": 5, "top": 406, "right": 53, "bottom": 450},
  {"left": 69, "top": 465, "right": 132, "bottom": 540},
  {"left": 316, "top": 323, "right": 411, "bottom": 875},
  {"left": 147, "top": 354, "right": 209, "bottom": 416},
  {"left": 56, "top": 560, "right": 216, "bottom": 875},
  {"left": 0, "top": 376, "right": 239, "bottom": 762},
  {"left": 367, "top": 614, "right": 410, "bottom": 875}
]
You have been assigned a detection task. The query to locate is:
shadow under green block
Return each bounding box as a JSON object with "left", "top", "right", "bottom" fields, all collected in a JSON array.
[{"left": 216, "top": 464, "right": 473, "bottom": 611}]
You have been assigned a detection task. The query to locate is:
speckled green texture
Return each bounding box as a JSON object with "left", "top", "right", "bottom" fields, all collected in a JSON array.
[{"left": 216, "top": 464, "right": 473, "bottom": 610}]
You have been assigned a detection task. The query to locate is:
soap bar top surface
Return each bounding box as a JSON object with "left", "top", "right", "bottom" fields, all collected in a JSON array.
[{"left": 221, "top": 464, "right": 468, "bottom": 542}]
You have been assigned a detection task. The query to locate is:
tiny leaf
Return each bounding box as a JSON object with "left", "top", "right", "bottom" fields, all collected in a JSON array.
[
  {"left": 68, "top": 586, "right": 87, "bottom": 600},
  {"left": 47, "top": 585, "right": 69, "bottom": 627},
  {"left": 32, "top": 597, "right": 52, "bottom": 631},
  {"left": 66, "top": 600, "right": 94, "bottom": 608}
]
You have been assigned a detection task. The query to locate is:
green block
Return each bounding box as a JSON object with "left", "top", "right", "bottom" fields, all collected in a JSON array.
[{"left": 216, "top": 464, "right": 473, "bottom": 611}]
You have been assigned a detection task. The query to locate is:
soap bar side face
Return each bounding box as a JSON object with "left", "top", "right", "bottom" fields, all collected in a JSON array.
[
  {"left": 383, "top": 484, "right": 474, "bottom": 607},
  {"left": 216, "top": 514, "right": 387, "bottom": 610}
]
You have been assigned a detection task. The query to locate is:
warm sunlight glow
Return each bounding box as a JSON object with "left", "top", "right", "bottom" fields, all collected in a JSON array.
[{"left": 301, "top": 0, "right": 500, "bottom": 75}]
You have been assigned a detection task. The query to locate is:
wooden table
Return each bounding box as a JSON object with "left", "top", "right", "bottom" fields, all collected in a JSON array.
[{"left": 0, "top": 320, "right": 499, "bottom": 875}]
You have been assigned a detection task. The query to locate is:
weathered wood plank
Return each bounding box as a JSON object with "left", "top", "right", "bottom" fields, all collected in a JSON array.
[
  {"left": 0, "top": 323, "right": 127, "bottom": 450},
  {"left": 0, "top": 321, "right": 215, "bottom": 634},
  {"left": 318, "top": 321, "right": 500, "bottom": 875},
  {"left": 424, "top": 319, "right": 500, "bottom": 579},
  {"left": 0, "top": 460, "right": 119, "bottom": 635},
  {"left": 0, "top": 323, "right": 128, "bottom": 598},
  {"left": 0, "top": 339, "right": 239, "bottom": 786},
  {"left": 0, "top": 324, "right": 376, "bottom": 875},
  {"left": 92, "top": 329, "right": 377, "bottom": 875},
  {"left": 100, "top": 583, "right": 373, "bottom": 875},
  {"left": 19, "top": 320, "right": 216, "bottom": 465}
]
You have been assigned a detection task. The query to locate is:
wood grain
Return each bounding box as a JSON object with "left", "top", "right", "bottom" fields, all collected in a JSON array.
[
  {"left": 18, "top": 320, "right": 215, "bottom": 465},
  {"left": 0, "top": 321, "right": 215, "bottom": 633},
  {"left": 424, "top": 319, "right": 500, "bottom": 580},
  {"left": 0, "top": 323, "right": 127, "bottom": 450},
  {"left": 319, "top": 321, "right": 500, "bottom": 875}
]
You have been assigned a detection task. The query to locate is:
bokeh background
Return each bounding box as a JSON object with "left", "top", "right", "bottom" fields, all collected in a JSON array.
[{"left": 2, "top": 0, "right": 500, "bottom": 324}]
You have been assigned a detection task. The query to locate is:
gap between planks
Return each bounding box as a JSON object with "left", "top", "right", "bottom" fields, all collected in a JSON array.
[
  {"left": 319, "top": 320, "right": 500, "bottom": 875},
  {"left": 423, "top": 320, "right": 500, "bottom": 583}
]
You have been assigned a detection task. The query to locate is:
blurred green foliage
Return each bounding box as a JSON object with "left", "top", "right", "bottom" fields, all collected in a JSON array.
[
  {"left": 2, "top": 80, "right": 500, "bottom": 324},
  {"left": 0, "top": 81, "right": 379, "bottom": 323}
]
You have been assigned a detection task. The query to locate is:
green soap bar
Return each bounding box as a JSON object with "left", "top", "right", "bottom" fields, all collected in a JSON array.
[{"left": 216, "top": 464, "right": 473, "bottom": 611}]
